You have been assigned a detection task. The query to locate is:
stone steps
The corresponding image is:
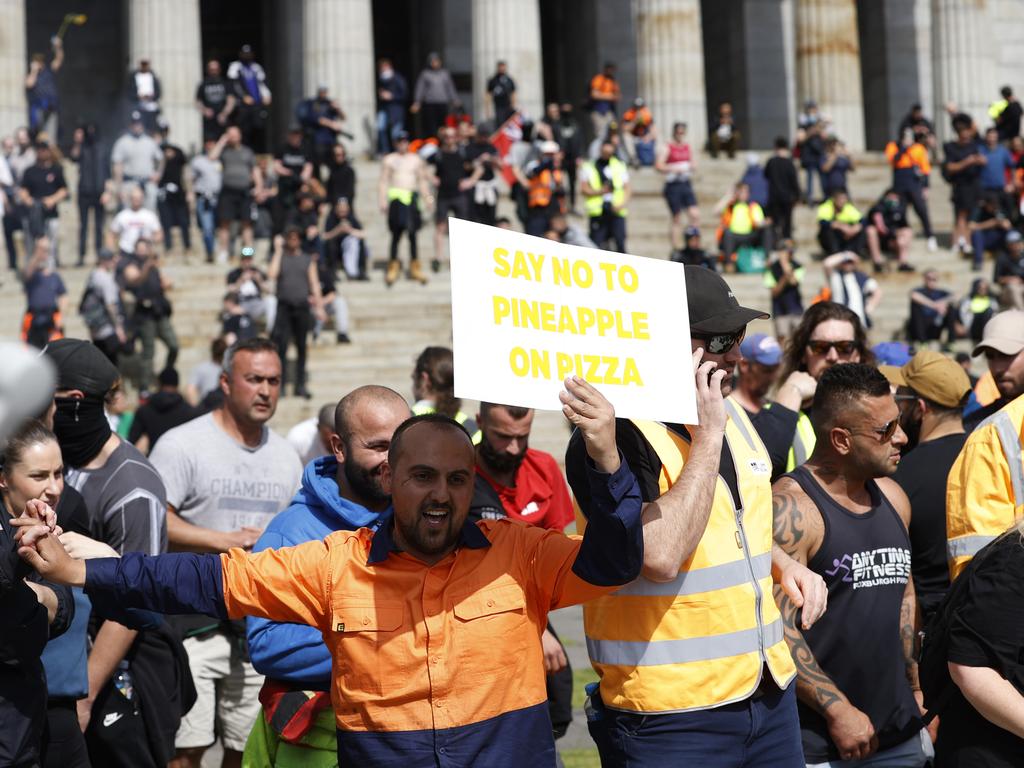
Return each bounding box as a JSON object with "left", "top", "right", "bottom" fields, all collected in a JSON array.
[{"left": 0, "top": 151, "right": 985, "bottom": 459}]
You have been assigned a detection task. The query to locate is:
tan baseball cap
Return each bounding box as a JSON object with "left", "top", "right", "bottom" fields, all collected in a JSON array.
[
  {"left": 973, "top": 310, "right": 1024, "bottom": 357},
  {"left": 880, "top": 349, "right": 971, "bottom": 408}
]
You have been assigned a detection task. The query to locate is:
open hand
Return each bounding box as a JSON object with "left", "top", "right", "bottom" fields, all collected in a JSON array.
[{"left": 559, "top": 375, "right": 619, "bottom": 474}]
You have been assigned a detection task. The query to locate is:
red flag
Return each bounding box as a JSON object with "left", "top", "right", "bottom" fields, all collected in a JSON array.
[{"left": 489, "top": 112, "right": 524, "bottom": 186}]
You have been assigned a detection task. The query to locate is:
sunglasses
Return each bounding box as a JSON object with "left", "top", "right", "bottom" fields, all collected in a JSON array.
[
  {"left": 841, "top": 418, "right": 899, "bottom": 443},
  {"left": 693, "top": 327, "right": 746, "bottom": 354},
  {"left": 806, "top": 340, "right": 859, "bottom": 356}
]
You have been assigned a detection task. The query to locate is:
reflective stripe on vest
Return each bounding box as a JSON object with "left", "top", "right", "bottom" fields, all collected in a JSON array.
[
  {"left": 990, "top": 409, "right": 1024, "bottom": 508},
  {"left": 583, "top": 403, "right": 796, "bottom": 713},
  {"left": 947, "top": 534, "right": 997, "bottom": 560},
  {"left": 584, "top": 159, "right": 628, "bottom": 218},
  {"left": 780, "top": 409, "right": 815, "bottom": 472}
]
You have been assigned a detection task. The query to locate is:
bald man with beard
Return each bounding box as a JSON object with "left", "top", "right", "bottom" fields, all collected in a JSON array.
[{"left": 244, "top": 385, "right": 411, "bottom": 764}]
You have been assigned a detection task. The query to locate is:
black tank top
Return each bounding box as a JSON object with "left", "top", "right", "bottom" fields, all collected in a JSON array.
[{"left": 787, "top": 465, "right": 922, "bottom": 762}]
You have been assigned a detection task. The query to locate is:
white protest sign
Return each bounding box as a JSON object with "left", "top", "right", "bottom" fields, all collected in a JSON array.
[{"left": 449, "top": 218, "right": 697, "bottom": 424}]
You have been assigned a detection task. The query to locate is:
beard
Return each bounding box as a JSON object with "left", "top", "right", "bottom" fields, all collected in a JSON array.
[
  {"left": 343, "top": 453, "right": 390, "bottom": 508},
  {"left": 478, "top": 434, "right": 527, "bottom": 476},
  {"left": 394, "top": 498, "right": 460, "bottom": 558}
]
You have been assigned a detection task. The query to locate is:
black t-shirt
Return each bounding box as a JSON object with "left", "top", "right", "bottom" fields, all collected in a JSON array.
[
  {"left": 748, "top": 403, "right": 799, "bottom": 482},
  {"left": 432, "top": 149, "right": 469, "bottom": 198},
  {"left": 276, "top": 143, "right": 310, "bottom": 190},
  {"left": 195, "top": 76, "right": 229, "bottom": 110},
  {"left": 869, "top": 200, "right": 909, "bottom": 231},
  {"left": 21, "top": 164, "right": 67, "bottom": 217},
  {"left": 892, "top": 433, "right": 966, "bottom": 623},
  {"left": 159, "top": 143, "right": 186, "bottom": 195},
  {"left": 487, "top": 73, "right": 516, "bottom": 109},
  {"left": 997, "top": 101, "right": 1022, "bottom": 141},
  {"left": 221, "top": 311, "right": 256, "bottom": 341},
  {"left": 764, "top": 155, "right": 800, "bottom": 204},
  {"left": 465, "top": 140, "right": 498, "bottom": 182},
  {"left": 566, "top": 418, "right": 739, "bottom": 514},
  {"left": 943, "top": 140, "right": 983, "bottom": 187},
  {"left": 326, "top": 162, "right": 356, "bottom": 206},
  {"left": 995, "top": 249, "right": 1024, "bottom": 281},
  {"left": 937, "top": 533, "right": 1024, "bottom": 767}
]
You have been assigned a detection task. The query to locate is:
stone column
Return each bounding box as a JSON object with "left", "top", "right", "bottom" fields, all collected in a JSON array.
[
  {"left": 633, "top": 0, "right": 708, "bottom": 149},
  {"left": 0, "top": 0, "right": 27, "bottom": 136},
  {"left": 129, "top": 0, "right": 202, "bottom": 153},
  {"left": 304, "top": 0, "right": 376, "bottom": 156},
  {"left": 472, "top": 0, "right": 544, "bottom": 123},
  {"left": 795, "top": 0, "right": 865, "bottom": 150},
  {"left": 931, "top": 0, "right": 993, "bottom": 142}
]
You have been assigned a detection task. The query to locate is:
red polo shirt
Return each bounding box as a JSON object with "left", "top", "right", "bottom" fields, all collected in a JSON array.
[{"left": 476, "top": 448, "right": 574, "bottom": 531}]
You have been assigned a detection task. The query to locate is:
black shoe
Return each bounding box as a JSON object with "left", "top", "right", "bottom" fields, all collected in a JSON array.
[
  {"left": 430, "top": 258, "right": 441, "bottom": 273},
  {"left": 897, "top": 263, "right": 915, "bottom": 273},
  {"left": 295, "top": 387, "right": 312, "bottom": 400},
  {"left": 336, "top": 333, "right": 351, "bottom": 344}
]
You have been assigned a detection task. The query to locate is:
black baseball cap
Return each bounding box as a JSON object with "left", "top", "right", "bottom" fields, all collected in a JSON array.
[
  {"left": 43, "top": 338, "right": 120, "bottom": 397},
  {"left": 684, "top": 265, "right": 769, "bottom": 333}
]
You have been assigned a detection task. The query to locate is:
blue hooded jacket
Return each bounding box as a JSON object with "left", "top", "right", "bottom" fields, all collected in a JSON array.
[{"left": 246, "top": 456, "right": 382, "bottom": 688}]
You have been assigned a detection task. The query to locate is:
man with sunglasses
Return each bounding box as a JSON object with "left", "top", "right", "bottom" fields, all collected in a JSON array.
[
  {"left": 566, "top": 265, "right": 828, "bottom": 767},
  {"left": 947, "top": 310, "right": 1024, "bottom": 580},
  {"left": 772, "top": 364, "right": 932, "bottom": 767}
]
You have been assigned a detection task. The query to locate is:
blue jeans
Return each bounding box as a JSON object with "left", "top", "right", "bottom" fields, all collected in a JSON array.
[
  {"left": 588, "top": 680, "right": 804, "bottom": 767},
  {"left": 970, "top": 228, "right": 1005, "bottom": 268},
  {"left": 805, "top": 166, "right": 823, "bottom": 203},
  {"left": 196, "top": 196, "right": 217, "bottom": 260}
]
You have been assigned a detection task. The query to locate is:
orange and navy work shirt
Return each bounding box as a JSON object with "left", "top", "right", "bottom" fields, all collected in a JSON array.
[
  {"left": 475, "top": 448, "right": 575, "bottom": 531},
  {"left": 590, "top": 74, "right": 620, "bottom": 114},
  {"left": 84, "top": 458, "right": 642, "bottom": 767}
]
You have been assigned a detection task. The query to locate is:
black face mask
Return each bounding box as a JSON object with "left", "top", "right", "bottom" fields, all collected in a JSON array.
[{"left": 52, "top": 396, "right": 112, "bottom": 469}]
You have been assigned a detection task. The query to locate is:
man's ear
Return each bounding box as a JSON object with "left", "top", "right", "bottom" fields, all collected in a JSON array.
[
  {"left": 830, "top": 426, "right": 853, "bottom": 457},
  {"left": 381, "top": 461, "right": 393, "bottom": 494},
  {"left": 329, "top": 433, "right": 345, "bottom": 462}
]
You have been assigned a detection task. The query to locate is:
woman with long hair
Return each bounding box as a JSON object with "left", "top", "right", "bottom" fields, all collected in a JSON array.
[{"left": 411, "top": 346, "right": 479, "bottom": 437}]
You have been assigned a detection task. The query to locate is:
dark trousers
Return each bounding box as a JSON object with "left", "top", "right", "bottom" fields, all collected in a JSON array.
[
  {"left": 273, "top": 302, "right": 311, "bottom": 391},
  {"left": 909, "top": 304, "right": 958, "bottom": 344},
  {"left": 766, "top": 199, "right": 795, "bottom": 240},
  {"left": 77, "top": 193, "right": 104, "bottom": 264},
  {"left": 419, "top": 102, "right": 448, "bottom": 139},
  {"left": 134, "top": 311, "right": 178, "bottom": 391},
  {"left": 565, "top": 160, "right": 579, "bottom": 209},
  {"left": 721, "top": 228, "right": 774, "bottom": 257},
  {"left": 818, "top": 223, "right": 865, "bottom": 255},
  {"left": 970, "top": 228, "right": 1006, "bottom": 268},
  {"left": 41, "top": 701, "right": 90, "bottom": 768},
  {"left": 895, "top": 183, "right": 933, "bottom": 238},
  {"left": 4, "top": 208, "right": 21, "bottom": 270},
  {"left": 158, "top": 195, "right": 191, "bottom": 251},
  {"left": 588, "top": 680, "right": 803, "bottom": 768},
  {"left": 84, "top": 675, "right": 158, "bottom": 768},
  {"left": 589, "top": 213, "right": 627, "bottom": 252}
]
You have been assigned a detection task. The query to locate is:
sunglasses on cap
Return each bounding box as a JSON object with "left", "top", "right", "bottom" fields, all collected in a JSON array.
[
  {"left": 693, "top": 327, "right": 746, "bottom": 354},
  {"left": 840, "top": 418, "right": 899, "bottom": 443},
  {"left": 806, "top": 340, "right": 858, "bottom": 356}
]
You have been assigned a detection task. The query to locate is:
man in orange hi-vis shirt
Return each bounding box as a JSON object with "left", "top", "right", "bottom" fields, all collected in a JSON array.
[
  {"left": 18, "top": 377, "right": 643, "bottom": 768},
  {"left": 589, "top": 62, "right": 621, "bottom": 141}
]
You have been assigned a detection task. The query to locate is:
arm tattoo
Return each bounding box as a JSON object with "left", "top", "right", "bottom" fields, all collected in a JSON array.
[
  {"left": 774, "top": 583, "right": 844, "bottom": 715},
  {"left": 900, "top": 579, "right": 920, "bottom": 689},
  {"left": 772, "top": 488, "right": 804, "bottom": 552}
]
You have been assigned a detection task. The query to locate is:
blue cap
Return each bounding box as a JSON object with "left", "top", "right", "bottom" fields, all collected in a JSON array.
[
  {"left": 873, "top": 341, "right": 912, "bottom": 367},
  {"left": 740, "top": 333, "right": 782, "bottom": 365}
]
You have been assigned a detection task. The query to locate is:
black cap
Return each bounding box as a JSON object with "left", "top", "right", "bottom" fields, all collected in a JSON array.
[
  {"left": 43, "top": 339, "right": 120, "bottom": 397},
  {"left": 129, "top": 110, "right": 142, "bottom": 123},
  {"left": 684, "top": 265, "right": 769, "bottom": 333},
  {"left": 240, "top": 44, "right": 253, "bottom": 54},
  {"left": 157, "top": 367, "right": 179, "bottom": 388},
  {"left": 395, "top": 130, "right": 410, "bottom": 142}
]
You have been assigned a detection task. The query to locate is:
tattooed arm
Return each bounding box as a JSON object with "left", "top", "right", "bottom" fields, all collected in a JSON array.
[
  {"left": 772, "top": 479, "right": 878, "bottom": 760},
  {"left": 878, "top": 478, "right": 920, "bottom": 690}
]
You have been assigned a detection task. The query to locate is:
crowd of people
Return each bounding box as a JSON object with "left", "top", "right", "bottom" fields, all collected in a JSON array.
[{"left": 1, "top": 37, "right": 1023, "bottom": 768}]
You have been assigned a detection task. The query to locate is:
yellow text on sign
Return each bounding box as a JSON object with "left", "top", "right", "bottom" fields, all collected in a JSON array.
[
  {"left": 492, "top": 297, "right": 650, "bottom": 340},
  {"left": 492, "top": 248, "right": 640, "bottom": 292},
  {"left": 508, "top": 347, "right": 644, "bottom": 387}
]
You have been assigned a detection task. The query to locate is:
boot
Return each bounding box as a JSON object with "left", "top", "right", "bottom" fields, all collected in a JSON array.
[
  {"left": 385, "top": 259, "right": 401, "bottom": 287},
  {"left": 408, "top": 260, "right": 428, "bottom": 285}
]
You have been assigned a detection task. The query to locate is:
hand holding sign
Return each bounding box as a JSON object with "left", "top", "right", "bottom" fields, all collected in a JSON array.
[
  {"left": 450, "top": 220, "right": 696, "bottom": 423},
  {"left": 559, "top": 376, "right": 620, "bottom": 474}
]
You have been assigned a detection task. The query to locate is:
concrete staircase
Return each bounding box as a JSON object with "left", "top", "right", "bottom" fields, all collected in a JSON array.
[{"left": 0, "top": 150, "right": 981, "bottom": 460}]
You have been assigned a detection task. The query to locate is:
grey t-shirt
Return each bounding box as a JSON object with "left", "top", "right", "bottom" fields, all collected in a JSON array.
[
  {"left": 86, "top": 267, "right": 121, "bottom": 339},
  {"left": 190, "top": 154, "right": 223, "bottom": 199},
  {"left": 149, "top": 412, "right": 301, "bottom": 532},
  {"left": 220, "top": 145, "right": 255, "bottom": 192},
  {"left": 111, "top": 133, "right": 162, "bottom": 179},
  {"left": 188, "top": 361, "right": 222, "bottom": 402},
  {"left": 66, "top": 438, "right": 168, "bottom": 555}
]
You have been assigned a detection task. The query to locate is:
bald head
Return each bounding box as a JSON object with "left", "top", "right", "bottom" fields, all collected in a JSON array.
[
  {"left": 387, "top": 415, "right": 473, "bottom": 470},
  {"left": 317, "top": 402, "right": 335, "bottom": 429},
  {"left": 334, "top": 385, "right": 410, "bottom": 441}
]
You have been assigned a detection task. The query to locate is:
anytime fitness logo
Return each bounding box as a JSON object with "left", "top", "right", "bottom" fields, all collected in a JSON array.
[{"left": 824, "top": 547, "right": 911, "bottom": 590}]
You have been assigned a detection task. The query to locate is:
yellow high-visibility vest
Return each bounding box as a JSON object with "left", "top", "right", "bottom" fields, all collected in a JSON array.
[
  {"left": 582, "top": 399, "right": 796, "bottom": 713},
  {"left": 583, "top": 158, "right": 628, "bottom": 218}
]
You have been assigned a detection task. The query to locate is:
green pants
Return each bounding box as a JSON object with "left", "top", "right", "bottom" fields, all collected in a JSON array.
[
  {"left": 134, "top": 311, "right": 178, "bottom": 391},
  {"left": 242, "top": 708, "right": 338, "bottom": 768}
]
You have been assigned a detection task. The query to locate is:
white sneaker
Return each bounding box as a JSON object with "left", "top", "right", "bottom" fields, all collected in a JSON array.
[{"left": 927, "top": 236, "right": 937, "bottom": 252}]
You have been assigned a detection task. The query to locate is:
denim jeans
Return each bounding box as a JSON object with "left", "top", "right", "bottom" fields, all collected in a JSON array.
[
  {"left": 806, "top": 730, "right": 932, "bottom": 768},
  {"left": 196, "top": 196, "right": 217, "bottom": 260}
]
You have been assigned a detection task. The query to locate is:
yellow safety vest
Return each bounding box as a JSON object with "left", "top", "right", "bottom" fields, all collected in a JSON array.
[
  {"left": 946, "top": 393, "right": 1024, "bottom": 579},
  {"left": 584, "top": 158, "right": 628, "bottom": 218},
  {"left": 787, "top": 410, "right": 816, "bottom": 472},
  {"left": 583, "top": 399, "right": 796, "bottom": 713},
  {"left": 989, "top": 98, "right": 1009, "bottom": 120},
  {"left": 817, "top": 199, "right": 862, "bottom": 225},
  {"left": 728, "top": 202, "right": 763, "bottom": 235},
  {"left": 412, "top": 402, "right": 481, "bottom": 444}
]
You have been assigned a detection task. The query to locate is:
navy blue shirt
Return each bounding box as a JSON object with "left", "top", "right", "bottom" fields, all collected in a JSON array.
[{"left": 23, "top": 270, "right": 65, "bottom": 312}]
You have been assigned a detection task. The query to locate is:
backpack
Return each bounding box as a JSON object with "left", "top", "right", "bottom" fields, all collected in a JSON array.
[
  {"left": 918, "top": 536, "right": 1001, "bottom": 722},
  {"left": 78, "top": 278, "right": 110, "bottom": 333}
]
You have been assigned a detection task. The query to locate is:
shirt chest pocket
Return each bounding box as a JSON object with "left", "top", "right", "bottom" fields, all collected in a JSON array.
[
  {"left": 451, "top": 584, "right": 531, "bottom": 670},
  {"left": 329, "top": 601, "right": 407, "bottom": 695}
]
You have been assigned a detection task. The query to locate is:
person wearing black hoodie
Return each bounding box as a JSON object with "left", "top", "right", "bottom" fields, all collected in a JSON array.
[{"left": 129, "top": 368, "right": 199, "bottom": 455}]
